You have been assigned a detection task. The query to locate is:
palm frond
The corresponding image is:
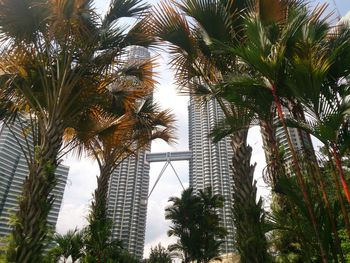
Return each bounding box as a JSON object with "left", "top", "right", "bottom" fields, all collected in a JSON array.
[
  {"left": 327, "top": 24, "right": 350, "bottom": 80},
  {"left": 103, "top": 0, "right": 149, "bottom": 27},
  {"left": 219, "top": 74, "right": 274, "bottom": 120},
  {"left": 0, "top": 0, "right": 48, "bottom": 42},
  {"left": 151, "top": 2, "right": 197, "bottom": 59},
  {"left": 123, "top": 16, "right": 156, "bottom": 47},
  {"left": 49, "top": 0, "right": 99, "bottom": 43},
  {"left": 211, "top": 110, "right": 256, "bottom": 143},
  {"left": 177, "top": 0, "right": 235, "bottom": 43}
]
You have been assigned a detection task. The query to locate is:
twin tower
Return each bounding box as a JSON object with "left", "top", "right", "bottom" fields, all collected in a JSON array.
[{"left": 106, "top": 46, "right": 235, "bottom": 259}]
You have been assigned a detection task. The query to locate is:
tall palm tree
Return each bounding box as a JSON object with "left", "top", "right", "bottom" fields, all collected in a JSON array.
[
  {"left": 0, "top": 0, "right": 153, "bottom": 261},
  {"left": 284, "top": 16, "right": 350, "bottom": 238},
  {"left": 69, "top": 96, "right": 176, "bottom": 261},
  {"left": 150, "top": 0, "right": 269, "bottom": 258},
  {"left": 230, "top": 5, "right": 350, "bottom": 251},
  {"left": 219, "top": 1, "right": 350, "bottom": 260},
  {"left": 224, "top": 2, "right": 333, "bottom": 260},
  {"left": 215, "top": 74, "right": 283, "bottom": 186},
  {"left": 216, "top": 66, "right": 349, "bottom": 260}
]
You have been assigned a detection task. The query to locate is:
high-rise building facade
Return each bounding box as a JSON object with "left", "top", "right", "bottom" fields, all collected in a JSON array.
[
  {"left": 107, "top": 46, "right": 236, "bottom": 257},
  {"left": 106, "top": 46, "right": 151, "bottom": 259},
  {"left": 107, "top": 151, "right": 150, "bottom": 259},
  {"left": 268, "top": 107, "right": 314, "bottom": 175},
  {"left": 188, "top": 96, "right": 235, "bottom": 254},
  {"left": 0, "top": 119, "right": 69, "bottom": 237}
]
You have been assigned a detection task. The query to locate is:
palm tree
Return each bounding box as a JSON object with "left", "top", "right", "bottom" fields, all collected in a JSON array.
[
  {"left": 150, "top": 0, "right": 269, "bottom": 259},
  {"left": 216, "top": 74, "right": 284, "bottom": 186},
  {"left": 69, "top": 96, "right": 175, "bottom": 261},
  {"left": 230, "top": 4, "right": 350, "bottom": 250},
  {"left": 197, "top": 187, "right": 227, "bottom": 263},
  {"left": 166, "top": 188, "right": 201, "bottom": 263},
  {"left": 225, "top": 2, "right": 332, "bottom": 260},
  {"left": 0, "top": 0, "right": 153, "bottom": 261},
  {"left": 47, "top": 229, "right": 84, "bottom": 263},
  {"left": 230, "top": 133, "right": 269, "bottom": 263},
  {"left": 166, "top": 187, "right": 227, "bottom": 263},
  {"left": 147, "top": 243, "right": 172, "bottom": 263},
  {"left": 219, "top": 1, "right": 350, "bottom": 260},
  {"left": 284, "top": 14, "right": 350, "bottom": 239},
  {"left": 216, "top": 68, "right": 347, "bottom": 261}
]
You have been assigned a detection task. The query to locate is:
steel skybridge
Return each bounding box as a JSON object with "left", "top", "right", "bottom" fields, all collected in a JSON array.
[{"left": 146, "top": 151, "right": 191, "bottom": 198}]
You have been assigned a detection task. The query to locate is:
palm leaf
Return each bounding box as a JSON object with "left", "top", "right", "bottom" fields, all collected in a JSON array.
[
  {"left": 103, "top": 0, "right": 149, "bottom": 26},
  {"left": 177, "top": 0, "right": 235, "bottom": 43},
  {"left": 151, "top": 2, "right": 197, "bottom": 59},
  {"left": 0, "top": 0, "right": 48, "bottom": 42}
]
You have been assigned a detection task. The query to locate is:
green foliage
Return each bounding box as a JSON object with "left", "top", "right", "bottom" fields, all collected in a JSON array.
[
  {"left": 83, "top": 218, "right": 118, "bottom": 261},
  {"left": 146, "top": 243, "right": 172, "bottom": 263},
  {"left": 269, "top": 175, "right": 343, "bottom": 262},
  {"left": 339, "top": 230, "right": 350, "bottom": 261},
  {"left": 44, "top": 229, "right": 84, "bottom": 263},
  {"left": 269, "top": 194, "right": 311, "bottom": 262},
  {"left": 41, "top": 228, "right": 141, "bottom": 263},
  {"left": 83, "top": 216, "right": 141, "bottom": 262},
  {"left": 0, "top": 236, "right": 10, "bottom": 262},
  {"left": 82, "top": 242, "right": 140, "bottom": 263},
  {"left": 166, "top": 187, "right": 226, "bottom": 263}
]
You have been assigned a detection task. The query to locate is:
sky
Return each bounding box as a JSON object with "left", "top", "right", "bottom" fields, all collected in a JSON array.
[{"left": 55, "top": 0, "right": 350, "bottom": 259}]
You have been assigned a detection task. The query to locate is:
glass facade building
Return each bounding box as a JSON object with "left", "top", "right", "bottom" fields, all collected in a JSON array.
[
  {"left": 0, "top": 119, "right": 69, "bottom": 237},
  {"left": 188, "top": 96, "right": 235, "bottom": 254}
]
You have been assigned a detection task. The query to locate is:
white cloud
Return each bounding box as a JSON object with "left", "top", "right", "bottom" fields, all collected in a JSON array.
[
  {"left": 56, "top": 157, "right": 98, "bottom": 234},
  {"left": 56, "top": 203, "right": 89, "bottom": 234},
  {"left": 248, "top": 127, "right": 270, "bottom": 200}
]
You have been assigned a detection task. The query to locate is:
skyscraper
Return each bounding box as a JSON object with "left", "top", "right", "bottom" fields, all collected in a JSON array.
[
  {"left": 106, "top": 46, "right": 151, "bottom": 259},
  {"left": 107, "top": 46, "right": 236, "bottom": 258},
  {"left": 0, "top": 119, "right": 69, "bottom": 237},
  {"left": 188, "top": 96, "right": 235, "bottom": 254},
  {"left": 107, "top": 151, "right": 150, "bottom": 259},
  {"left": 267, "top": 107, "right": 314, "bottom": 175}
]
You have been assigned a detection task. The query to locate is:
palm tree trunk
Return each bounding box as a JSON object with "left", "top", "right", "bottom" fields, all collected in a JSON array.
[
  {"left": 259, "top": 118, "right": 285, "bottom": 185},
  {"left": 230, "top": 130, "right": 268, "bottom": 263},
  {"left": 324, "top": 146, "right": 350, "bottom": 240},
  {"left": 8, "top": 119, "right": 64, "bottom": 262},
  {"left": 91, "top": 163, "right": 113, "bottom": 223},
  {"left": 86, "top": 161, "right": 114, "bottom": 259},
  {"left": 270, "top": 83, "right": 328, "bottom": 263},
  {"left": 260, "top": 119, "right": 326, "bottom": 261},
  {"left": 331, "top": 145, "right": 350, "bottom": 203}
]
